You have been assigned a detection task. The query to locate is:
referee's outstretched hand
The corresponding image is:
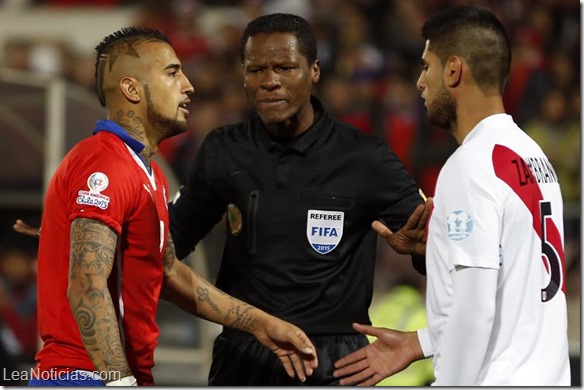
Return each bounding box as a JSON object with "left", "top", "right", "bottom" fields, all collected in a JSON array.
[
  {"left": 333, "top": 323, "right": 423, "bottom": 386},
  {"left": 373, "top": 197, "right": 433, "bottom": 257},
  {"left": 252, "top": 313, "right": 318, "bottom": 382}
]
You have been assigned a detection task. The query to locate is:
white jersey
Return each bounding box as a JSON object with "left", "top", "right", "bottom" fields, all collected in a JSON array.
[{"left": 426, "top": 114, "right": 570, "bottom": 385}]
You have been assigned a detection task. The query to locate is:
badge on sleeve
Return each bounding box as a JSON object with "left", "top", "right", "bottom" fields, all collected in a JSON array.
[
  {"left": 446, "top": 210, "right": 473, "bottom": 241},
  {"left": 76, "top": 172, "right": 111, "bottom": 210},
  {"left": 227, "top": 203, "right": 243, "bottom": 236},
  {"left": 306, "top": 209, "right": 344, "bottom": 254}
]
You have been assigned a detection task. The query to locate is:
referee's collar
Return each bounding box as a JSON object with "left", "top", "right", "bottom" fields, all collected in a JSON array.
[{"left": 252, "top": 96, "right": 330, "bottom": 154}]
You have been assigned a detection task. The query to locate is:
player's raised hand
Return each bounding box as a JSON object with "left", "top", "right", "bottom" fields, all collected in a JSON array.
[
  {"left": 373, "top": 197, "right": 433, "bottom": 256},
  {"left": 13, "top": 219, "right": 41, "bottom": 239},
  {"left": 252, "top": 314, "right": 318, "bottom": 382},
  {"left": 333, "top": 323, "right": 422, "bottom": 386}
]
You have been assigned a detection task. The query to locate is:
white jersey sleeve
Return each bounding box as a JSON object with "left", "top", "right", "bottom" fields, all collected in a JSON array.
[
  {"left": 417, "top": 327, "right": 434, "bottom": 358},
  {"left": 433, "top": 266, "right": 498, "bottom": 386},
  {"left": 431, "top": 146, "right": 503, "bottom": 271}
]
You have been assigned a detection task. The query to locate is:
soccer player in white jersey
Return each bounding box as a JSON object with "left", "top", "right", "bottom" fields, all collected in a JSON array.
[{"left": 333, "top": 5, "right": 570, "bottom": 386}]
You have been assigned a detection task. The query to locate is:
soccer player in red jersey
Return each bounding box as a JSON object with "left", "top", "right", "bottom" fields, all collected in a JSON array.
[{"left": 26, "top": 26, "right": 317, "bottom": 386}]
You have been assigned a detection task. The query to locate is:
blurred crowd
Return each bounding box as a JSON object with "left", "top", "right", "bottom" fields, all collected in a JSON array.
[
  {"left": 0, "top": 0, "right": 580, "bottom": 385},
  {"left": 0, "top": 231, "right": 38, "bottom": 385},
  {"left": 2, "top": 0, "right": 579, "bottom": 199}
]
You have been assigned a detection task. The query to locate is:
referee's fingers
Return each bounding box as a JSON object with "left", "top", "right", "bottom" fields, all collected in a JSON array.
[{"left": 371, "top": 220, "right": 392, "bottom": 237}]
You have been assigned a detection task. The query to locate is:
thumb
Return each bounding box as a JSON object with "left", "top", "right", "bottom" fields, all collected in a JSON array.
[
  {"left": 352, "top": 322, "right": 385, "bottom": 338},
  {"left": 371, "top": 220, "right": 393, "bottom": 237}
]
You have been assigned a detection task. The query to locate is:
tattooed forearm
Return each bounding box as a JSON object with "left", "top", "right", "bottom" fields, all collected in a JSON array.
[
  {"left": 196, "top": 287, "right": 221, "bottom": 315},
  {"left": 162, "top": 233, "right": 177, "bottom": 278},
  {"left": 192, "top": 269, "right": 226, "bottom": 296},
  {"left": 161, "top": 251, "right": 262, "bottom": 334},
  {"left": 190, "top": 271, "right": 258, "bottom": 331},
  {"left": 73, "top": 297, "right": 131, "bottom": 374},
  {"left": 68, "top": 218, "right": 132, "bottom": 380},
  {"left": 225, "top": 302, "right": 257, "bottom": 332}
]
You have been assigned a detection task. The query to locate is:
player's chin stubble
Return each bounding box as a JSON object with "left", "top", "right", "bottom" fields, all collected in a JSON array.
[
  {"left": 427, "top": 85, "right": 457, "bottom": 131},
  {"left": 145, "top": 86, "right": 188, "bottom": 139}
]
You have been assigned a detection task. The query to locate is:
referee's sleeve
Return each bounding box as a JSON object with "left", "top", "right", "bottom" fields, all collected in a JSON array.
[{"left": 169, "top": 135, "right": 225, "bottom": 260}]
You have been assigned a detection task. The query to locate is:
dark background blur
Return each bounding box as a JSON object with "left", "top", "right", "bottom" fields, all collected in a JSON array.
[{"left": 0, "top": 0, "right": 579, "bottom": 386}]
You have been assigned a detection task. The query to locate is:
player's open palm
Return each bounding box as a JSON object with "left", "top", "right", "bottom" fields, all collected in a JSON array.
[
  {"left": 373, "top": 197, "right": 433, "bottom": 256},
  {"left": 253, "top": 316, "right": 318, "bottom": 382},
  {"left": 333, "top": 323, "right": 421, "bottom": 386}
]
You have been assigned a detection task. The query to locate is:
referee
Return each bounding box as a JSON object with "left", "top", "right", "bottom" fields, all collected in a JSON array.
[{"left": 169, "top": 13, "right": 427, "bottom": 386}]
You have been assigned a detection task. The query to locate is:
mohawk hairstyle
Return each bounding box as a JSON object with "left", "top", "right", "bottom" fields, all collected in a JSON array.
[
  {"left": 94, "top": 26, "right": 171, "bottom": 107},
  {"left": 239, "top": 13, "right": 317, "bottom": 65},
  {"left": 422, "top": 5, "right": 511, "bottom": 95}
]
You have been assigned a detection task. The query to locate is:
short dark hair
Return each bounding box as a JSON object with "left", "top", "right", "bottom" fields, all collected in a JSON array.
[
  {"left": 422, "top": 5, "right": 511, "bottom": 95},
  {"left": 94, "top": 26, "right": 171, "bottom": 106},
  {"left": 239, "top": 13, "right": 317, "bottom": 65}
]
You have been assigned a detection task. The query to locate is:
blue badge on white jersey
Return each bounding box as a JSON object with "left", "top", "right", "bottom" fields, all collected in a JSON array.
[
  {"left": 306, "top": 209, "right": 344, "bottom": 254},
  {"left": 447, "top": 210, "right": 473, "bottom": 241},
  {"left": 76, "top": 172, "right": 111, "bottom": 210}
]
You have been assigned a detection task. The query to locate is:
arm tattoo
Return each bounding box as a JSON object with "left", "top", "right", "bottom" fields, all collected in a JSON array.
[
  {"left": 196, "top": 287, "right": 221, "bottom": 315},
  {"left": 162, "top": 243, "right": 259, "bottom": 333},
  {"left": 68, "top": 218, "right": 132, "bottom": 378},
  {"left": 225, "top": 302, "right": 257, "bottom": 332},
  {"left": 162, "top": 232, "right": 177, "bottom": 277},
  {"left": 192, "top": 269, "right": 226, "bottom": 296},
  {"left": 190, "top": 271, "right": 257, "bottom": 331}
]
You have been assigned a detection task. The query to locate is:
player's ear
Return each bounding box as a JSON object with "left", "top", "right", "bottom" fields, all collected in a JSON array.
[
  {"left": 120, "top": 77, "right": 141, "bottom": 103},
  {"left": 444, "top": 56, "right": 462, "bottom": 88}
]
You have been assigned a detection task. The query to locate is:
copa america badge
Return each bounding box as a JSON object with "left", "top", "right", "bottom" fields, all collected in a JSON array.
[
  {"left": 87, "top": 172, "right": 109, "bottom": 193},
  {"left": 446, "top": 210, "right": 473, "bottom": 241},
  {"left": 76, "top": 172, "right": 111, "bottom": 210}
]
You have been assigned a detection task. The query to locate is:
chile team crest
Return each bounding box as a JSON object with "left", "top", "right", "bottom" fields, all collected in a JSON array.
[{"left": 306, "top": 209, "right": 344, "bottom": 254}]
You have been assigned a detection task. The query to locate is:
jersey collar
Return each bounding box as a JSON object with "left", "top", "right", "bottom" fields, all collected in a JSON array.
[
  {"left": 462, "top": 113, "right": 511, "bottom": 145},
  {"left": 92, "top": 119, "right": 145, "bottom": 155}
]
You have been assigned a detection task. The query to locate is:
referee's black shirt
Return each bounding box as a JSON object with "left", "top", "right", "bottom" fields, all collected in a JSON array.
[{"left": 169, "top": 96, "right": 424, "bottom": 335}]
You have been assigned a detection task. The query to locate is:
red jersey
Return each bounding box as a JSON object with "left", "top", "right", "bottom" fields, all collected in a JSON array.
[{"left": 35, "top": 121, "right": 170, "bottom": 385}]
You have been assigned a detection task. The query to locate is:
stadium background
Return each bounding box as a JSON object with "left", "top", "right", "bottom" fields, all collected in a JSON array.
[{"left": 0, "top": 0, "right": 579, "bottom": 385}]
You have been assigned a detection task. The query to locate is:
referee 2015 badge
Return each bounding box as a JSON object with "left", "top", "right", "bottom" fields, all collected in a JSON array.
[
  {"left": 306, "top": 209, "right": 344, "bottom": 254},
  {"left": 446, "top": 210, "right": 473, "bottom": 241}
]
